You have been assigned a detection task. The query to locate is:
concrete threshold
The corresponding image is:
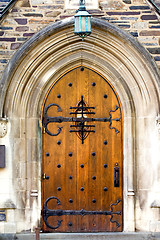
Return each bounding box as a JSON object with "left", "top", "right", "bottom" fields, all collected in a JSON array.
[{"left": 1, "top": 232, "right": 160, "bottom": 240}]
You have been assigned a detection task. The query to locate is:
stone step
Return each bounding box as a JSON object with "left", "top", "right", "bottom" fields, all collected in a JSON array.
[{"left": 1, "top": 233, "right": 160, "bottom": 240}]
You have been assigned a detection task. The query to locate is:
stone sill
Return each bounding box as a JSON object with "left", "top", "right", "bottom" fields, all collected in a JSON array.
[{"left": 0, "top": 232, "right": 158, "bottom": 240}]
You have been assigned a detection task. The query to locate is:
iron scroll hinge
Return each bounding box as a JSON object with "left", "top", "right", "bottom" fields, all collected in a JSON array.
[
  {"left": 42, "top": 103, "right": 63, "bottom": 136},
  {"left": 42, "top": 197, "right": 121, "bottom": 230},
  {"left": 42, "top": 96, "right": 121, "bottom": 143},
  {"left": 109, "top": 105, "right": 120, "bottom": 133},
  {"left": 110, "top": 199, "right": 121, "bottom": 228}
]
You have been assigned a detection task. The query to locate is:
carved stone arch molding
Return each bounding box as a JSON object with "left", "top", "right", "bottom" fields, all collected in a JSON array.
[{"left": 0, "top": 17, "right": 160, "bottom": 232}]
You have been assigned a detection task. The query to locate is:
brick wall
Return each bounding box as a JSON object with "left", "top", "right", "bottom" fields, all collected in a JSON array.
[{"left": 0, "top": 0, "right": 160, "bottom": 79}]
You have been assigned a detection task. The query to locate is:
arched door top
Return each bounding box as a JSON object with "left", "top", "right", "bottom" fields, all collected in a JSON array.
[{"left": 0, "top": 17, "right": 159, "bottom": 118}]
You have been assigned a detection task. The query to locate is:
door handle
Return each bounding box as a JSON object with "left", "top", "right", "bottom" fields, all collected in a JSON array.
[
  {"left": 114, "top": 163, "right": 119, "bottom": 187},
  {"left": 42, "top": 173, "right": 49, "bottom": 180}
]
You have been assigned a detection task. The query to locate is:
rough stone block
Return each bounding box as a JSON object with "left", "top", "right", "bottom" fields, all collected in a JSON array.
[
  {"left": 100, "top": 0, "right": 126, "bottom": 10},
  {"left": 130, "top": 5, "right": 150, "bottom": 10},
  {"left": 14, "top": 18, "right": 27, "bottom": 25},
  {"left": 0, "top": 59, "right": 8, "bottom": 63},
  {"left": 23, "top": 13, "right": 43, "bottom": 17},
  {"left": 154, "top": 56, "right": 160, "bottom": 61},
  {"left": 149, "top": 25, "right": 160, "bottom": 29},
  {"left": 117, "top": 24, "right": 130, "bottom": 28},
  {"left": 139, "top": 30, "right": 160, "bottom": 36},
  {"left": 147, "top": 47, "right": 160, "bottom": 54},
  {"left": 10, "top": 43, "right": 22, "bottom": 50},
  {"left": 15, "top": 26, "right": 29, "bottom": 32},
  {"left": 0, "top": 38, "right": 16, "bottom": 42},
  {"left": 45, "top": 10, "right": 61, "bottom": 17},
  {"left": 0, "top": 26, "right": 13, "bottom": 30},
  {"left": 130, "top": 32, "right": 138, "bottom": 37},
  {"left": 143, "top": 42, "right": 158, "bottom": 46},
  {"left": 15, "top": 0, "right": 31, "bottom": 7},
  {"left": 121, "top": 16, "right": 138, "bottom": 20},
  {"left": 141, "top": 15, "right": 158, "bottom": 20},
  {"left": 23, "top": 32, "right": 34, "bottom": 36},
  {"left": 17, "top": 37, "right": 28, "bottom": 41},
  {"left": 106, "top": 11, "right": 140, "bottom": 15},
  {"left": 132, "top": 22, "right": 148, "bottom": 29},
  {"left": 123, "top": 0, "right": 131, "bottom": 3}
]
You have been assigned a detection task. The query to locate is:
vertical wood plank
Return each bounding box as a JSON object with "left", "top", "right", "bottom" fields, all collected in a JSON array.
[{"left": 41, "top": 66, "right": 123, "bottom": 232}]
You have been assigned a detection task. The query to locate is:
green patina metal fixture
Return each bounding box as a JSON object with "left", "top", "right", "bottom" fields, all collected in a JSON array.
[{"left": 74, "top": 0, "right": 91, "bottom": 40}]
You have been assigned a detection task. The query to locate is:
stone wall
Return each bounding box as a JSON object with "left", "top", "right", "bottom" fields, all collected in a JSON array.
[
  {"left": 0, "top": 0, "right": 160, "bottom": 81},
  {"left": 0, "top": 0, "right": 160, "bottom": 235}
]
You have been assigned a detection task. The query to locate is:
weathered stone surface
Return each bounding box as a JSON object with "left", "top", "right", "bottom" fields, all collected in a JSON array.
[
  {"left": 15, "top": 26, "right": 29, "bottom": 32},
  {"left": 99, "top": 0, "right": 126, "bottom": 10},
  {"left": 14, "top": 18, "right": 27, "bottom": 25},
  {"left": 121, "top": 16, "right": 138, "bottom": 20},
  {"left": 14, "top": 232, "right": 160, "bottom": 240},
  {"left": 21, "top": 0, "right": 31, "bottom": 7},
  {"left": 17, "top": 37, "right": 27, "bottom": 41},
  {"left": 132, "top": 22, "right": 148, "bottom": 29},
  {"left": 141, "top": 15, "right": 158, "bottom": 20},
  {"left": 31, "top": 0, "right": 55, "bottom": 4},
  {"left": 122, "top": 0, "right": 131, "bottom": 3},
  {"left": 0, "top": 38, "right": 16, "bottom": 42},
  {"left": 0, "top": 59, "right": 8, "bottom": 63},
  {"left": 117, "top": 24, "right": 130, "bottom": 28},
  {"left": 23, "top": 13, "right": 43, "bottom": 17},
  {"left": 11, "top": 8, "right": 18, "bottom": 12},
  {"left": 0, "top": 27, "right": 13, "bottom": 30},
  {"left": 154, "top": 56, "right": 160, "bottom": 61},
  {"left": 23, "top": 32, "right": 34, "bottom": 36},
  {"left": 15, "top": 0, "right": 30, "bottom": 7},
  {"left": 106, "top": 11, "right": 140, "bottom": 15},
  {"left": 45, "top": 10, "right": 61, "bottom": 17},
  {"left": 130, "top": 31, "right": 138, "bottom": 37},
  {"left": 130, "top": 5, "right": 150, "bottom": 10},
  {"left": 0, "top": 51, "right": 13, "bottom": 55},
  {"left": 147, "top": 47, "right": 160, "bottom": 54},
  {"left": 140, "top": 30, "right": 160, "bottom": 36},
  {"left": 143, "top": 42, "right": 158, "bottom": 46},
  {"left": 29, "top": 19, "right": 54, "bottom": 24},
  {"left": 149, "top": 25, "right": 160, "bottom": 29}
]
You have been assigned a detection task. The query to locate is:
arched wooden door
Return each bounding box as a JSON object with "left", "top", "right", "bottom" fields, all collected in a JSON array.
[{"left": 41, "top": 66, "right": 123, "bottom": 232}]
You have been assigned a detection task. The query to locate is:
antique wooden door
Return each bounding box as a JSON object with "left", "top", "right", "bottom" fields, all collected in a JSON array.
[{"left": 41, "top": 66, "right": 123, "bottom": 232}]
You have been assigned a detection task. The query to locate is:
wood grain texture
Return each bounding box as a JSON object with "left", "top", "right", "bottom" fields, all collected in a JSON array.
[{"left": 41, "top": 66, "right": 123, "bottom": 232}]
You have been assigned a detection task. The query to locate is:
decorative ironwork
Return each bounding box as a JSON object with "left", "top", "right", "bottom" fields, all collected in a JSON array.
[
  {"left": 43, "top": 103, "right": 62, "bottom": 136},
  {"left": 42, "top": 196, "right": 121, "bottom": 230},
  {"left": 69, "top": 95, "right": 95, "bottom": 143},
  {"left": 42, "top": 95, "right": 121, "bottom": 143}
]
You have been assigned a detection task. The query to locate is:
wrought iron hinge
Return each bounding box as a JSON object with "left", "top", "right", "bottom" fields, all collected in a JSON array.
[
  {"left": 42, "top": 196, "right": 121, "bottom": 229},
  {"left": 42, "top": 96, "right": 121, "bottom": 143}
]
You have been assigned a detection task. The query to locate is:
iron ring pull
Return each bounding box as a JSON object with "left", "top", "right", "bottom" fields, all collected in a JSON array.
[
  {"left": 43, "top": 103, "right": 63, "bottom": 136},
  {"left": 42, "top": 196, "right": 63, "bottom": 230}
]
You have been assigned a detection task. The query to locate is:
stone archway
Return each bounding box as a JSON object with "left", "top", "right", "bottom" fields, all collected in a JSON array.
[{"left": 0, "top": 17, "right": 159, "bottom": 232}]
